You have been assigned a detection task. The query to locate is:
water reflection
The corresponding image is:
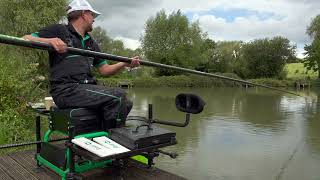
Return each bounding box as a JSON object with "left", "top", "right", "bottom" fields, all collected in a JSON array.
[
  {"left": 237, "top": 91, "right": 287, "bottom": 133},
  {"left": 305, "top": 88, "right": 320, "bottom": 155},
  {"left": 126, "top": 87, "right": 320, "bottom": 180}
]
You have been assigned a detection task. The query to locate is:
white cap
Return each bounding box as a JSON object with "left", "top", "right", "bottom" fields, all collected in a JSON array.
[
  {"left": 67, "top": 0, "right": 101, "bottom": 18},
  {"left": 44, "top": 97, "right": 53, "bottom": 100}
]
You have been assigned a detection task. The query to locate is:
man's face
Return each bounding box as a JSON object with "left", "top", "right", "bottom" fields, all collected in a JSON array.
[{"left": 82, "top": 11, "right": 95, "bottom": 32}]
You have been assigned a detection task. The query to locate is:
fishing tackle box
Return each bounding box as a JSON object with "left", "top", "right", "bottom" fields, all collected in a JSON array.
[{"left": 109, "top": 125, "right": 177, "bottom": 150}]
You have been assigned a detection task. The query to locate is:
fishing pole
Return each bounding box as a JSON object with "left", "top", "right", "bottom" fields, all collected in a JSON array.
[{"left": 0, "top": 34, "right": 303, "bottom": 97}]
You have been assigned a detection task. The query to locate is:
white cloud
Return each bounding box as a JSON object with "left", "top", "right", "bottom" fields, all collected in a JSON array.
[
  {"left": 114, "top": 36, "right": 141, "bottom": 50},
  {"left": 193, "top": 13, "right": 302, "bottom": 42},
  {"left": 88, "top": 0, "right": 320, "bottom": 58},
  {"left": 296, "top": 44, "right": 307, "bottom": 59}
]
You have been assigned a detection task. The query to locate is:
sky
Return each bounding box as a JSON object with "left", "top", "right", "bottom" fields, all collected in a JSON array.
[{"left": 87, "top": 0, "right": 320, "bottom": 58}]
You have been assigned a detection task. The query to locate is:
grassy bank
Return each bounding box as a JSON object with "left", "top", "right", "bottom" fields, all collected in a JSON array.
[{"left": 285, "top": 63, "right": 318, "bottom": 80}]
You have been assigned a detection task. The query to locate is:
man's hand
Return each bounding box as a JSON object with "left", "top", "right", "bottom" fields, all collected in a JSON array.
[
  {"left": 127, "top": 56, "right": 140, "bottom": 68},
  {"left": 99, "top": 56, "right": 141, "bottom": 76},
  {"left": 23, "top": 35, "right": 67, "bottom": 54},
  {"left": 47, "top": 38, "right": 67, "bottom": 53}
]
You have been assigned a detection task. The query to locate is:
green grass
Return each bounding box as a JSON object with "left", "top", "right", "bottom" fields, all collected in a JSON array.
[{"left": 285, "top": 63, "right": 318, "bottom": 80}]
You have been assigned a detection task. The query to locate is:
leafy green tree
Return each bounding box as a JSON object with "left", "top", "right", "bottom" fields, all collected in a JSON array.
[
  {"left": 110, "top": 40, "right": 126, "bottom": 55},
  {"left": 92, "top": 27, "right": 137, "bottom": 58},
  {"left": 91, "top": 26, "right": 112, "bottom": 51},
  {"left": 141, "top": 10, "right": 206, "bottom": 76},
  {"left": 196, "top": 40, "right": 245, "bottom": 76},
  {"left": 0, "top": 0, "right": 66, "bottom": 36},
  {"left": 208, "top": 41, "right": 242, "bottom": 73},
  {"left": 92, "top": 26, "right": 143, "bottom": 79},
  {"left": 195, "top": 38, "right": 216, "bottom": 72},
  {"left": 0, "top": 0, "right": 67, "bottom": 76},
  {"left": 304, "top": 41, "right": 320, "bottom": 78},
  {"left": 303, "top": 15, "right": 320, "bottom": 78},
  {"left": 241, "top": 37, "right": 295, "bottom": 79},
  {"left": 0, "top": 0, "right": 67, "bottom": 144}
]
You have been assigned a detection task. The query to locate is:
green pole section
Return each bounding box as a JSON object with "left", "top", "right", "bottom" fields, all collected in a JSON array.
[{"left": 0, "top": 34, "right": 303, "bottom": 97}]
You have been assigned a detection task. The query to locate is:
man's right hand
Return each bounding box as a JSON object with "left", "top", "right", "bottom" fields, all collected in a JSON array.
[
  {"left": 23, "top": 35, "right": 68, "bottom": 53},
  {"left": 47, "top": 38, "right": 67, "bottom": 53}
]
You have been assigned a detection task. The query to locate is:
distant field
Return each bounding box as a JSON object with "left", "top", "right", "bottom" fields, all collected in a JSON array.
[{"left": 285, "top": 63, "right": 318, "bottom": 79}]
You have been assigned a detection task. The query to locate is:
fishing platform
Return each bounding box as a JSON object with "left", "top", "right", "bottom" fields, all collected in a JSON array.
[
  {"left": 0, "top": 149, "right": 185, "bottom": 180},
  {"left": 0, "top": 93, "right": 205, "bottom": 180}
]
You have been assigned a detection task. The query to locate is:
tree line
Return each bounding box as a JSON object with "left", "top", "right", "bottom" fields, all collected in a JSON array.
[
  {"left": 141, "top": 10, "right": 320, "bottom": 79},
  {"left": 92, "top": 10, "right": 306, "bottom": 80},
  {"left": 141, "top": 9, "right": 295, "bottom": 79},
  {"left": 0, "top": 0, "right": 319, "bottom": 80}
]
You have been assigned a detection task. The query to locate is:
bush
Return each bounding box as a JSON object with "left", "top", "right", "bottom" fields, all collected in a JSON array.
[
  {"left": 0, "top": 48, "right": 46, "bottom": 146},
  {"left": 241, "top": 37, "right": 295, "bottom": 79}
]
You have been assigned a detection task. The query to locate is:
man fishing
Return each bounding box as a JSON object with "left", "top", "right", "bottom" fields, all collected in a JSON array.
[{"left": 23, "top": 0, "right": 140, "bottom": 129}]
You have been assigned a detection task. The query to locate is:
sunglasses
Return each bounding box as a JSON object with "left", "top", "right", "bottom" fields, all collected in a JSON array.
[{"left": 83, "top": 11, "right": 97, "bottom": 18}]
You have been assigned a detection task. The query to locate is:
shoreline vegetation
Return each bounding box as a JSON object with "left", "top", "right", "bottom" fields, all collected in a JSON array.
[
  {"left": 98, "top": 62, "right": 318, "bottom": 88},
  {"left": 99, "top": 75, "right": 301, "bottom": 88}
]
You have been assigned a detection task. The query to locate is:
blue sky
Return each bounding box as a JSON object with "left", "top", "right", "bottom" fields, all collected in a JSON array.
[{"left": 185, "top": 8, "right": 280, "bottom": 23}]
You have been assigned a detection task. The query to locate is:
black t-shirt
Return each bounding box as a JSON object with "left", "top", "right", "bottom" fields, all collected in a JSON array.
[{"left": 32, "top": 24, "right": 107, "bottom": 86}]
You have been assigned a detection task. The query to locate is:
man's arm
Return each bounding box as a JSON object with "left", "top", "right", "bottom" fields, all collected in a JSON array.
[
  {"left": 98, "top": 56, "right": 140, "bottom": 76},
  {"left": 23, "top": 35, "right": 67, "bottom": 53},
  {"left": 98, "top": 62, "right": 127, "bottom": 76}
]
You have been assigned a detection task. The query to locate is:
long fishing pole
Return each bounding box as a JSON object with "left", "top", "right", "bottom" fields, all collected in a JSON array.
[{"left": 0, "top": 34, "right": 303, "bottom": 97}]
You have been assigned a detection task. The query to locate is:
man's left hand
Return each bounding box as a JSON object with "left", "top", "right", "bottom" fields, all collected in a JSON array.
[{"left": 128, "top": 56, "right": 140, "bottom": 68}]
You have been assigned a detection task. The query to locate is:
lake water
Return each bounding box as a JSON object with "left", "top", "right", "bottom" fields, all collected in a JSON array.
[{"left": 126, "top": 87, "right": 320, "bottom": 180}]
